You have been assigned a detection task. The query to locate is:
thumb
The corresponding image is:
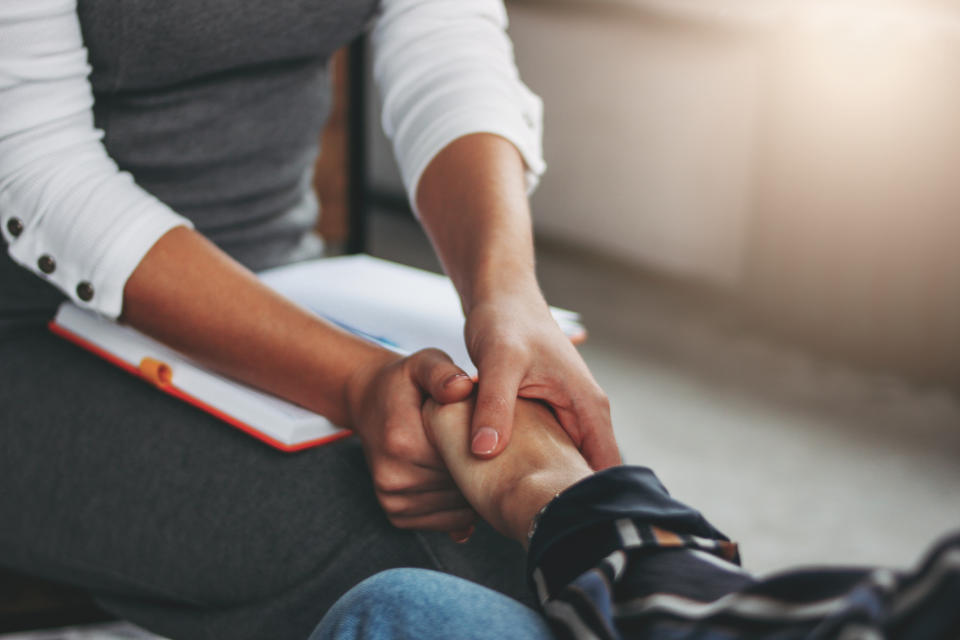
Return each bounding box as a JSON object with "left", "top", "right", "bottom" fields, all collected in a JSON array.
[
  {"left": 409, "top": 348, "right": 474, "bottom": 404},
  {"left": 470, "top": 361, "right": 523, "bottom": 459}
]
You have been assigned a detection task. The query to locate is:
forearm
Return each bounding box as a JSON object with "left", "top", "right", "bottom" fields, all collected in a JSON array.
[
  {"left": 122, "top": 227, "right": 395, "bottom": 427},
  {"left": 416, "top": 133, "right": 544, "bottom": 312},
  {"left": 415, "top": 133, "right": 617, "bottom": 467}
]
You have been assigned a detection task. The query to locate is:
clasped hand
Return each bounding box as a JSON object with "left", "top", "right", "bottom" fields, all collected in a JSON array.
[
  {"left": 346, "top": 296, "right": 619, "bottom": 534},
  {"left": 346, "top": 348, "right": 477, "bottom": 532},
  {"left": 463, "top": 293, "right": 620, "bottom": 471}
]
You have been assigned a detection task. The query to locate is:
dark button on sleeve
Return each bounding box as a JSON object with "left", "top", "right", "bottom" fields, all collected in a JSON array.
[
  {"left": 6, "top": 218, "right": 24, "bottom": 238},
  {"left": 38, "top": 254, "right": 56, "bottom": 274},
  {"left": 76, "top": 281, "right": 94, "bottom": 302}
]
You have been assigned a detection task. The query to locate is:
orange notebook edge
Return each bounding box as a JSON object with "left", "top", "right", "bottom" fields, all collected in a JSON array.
[{"left": 48, "top": 320, "right": 352, "bottom": 452}]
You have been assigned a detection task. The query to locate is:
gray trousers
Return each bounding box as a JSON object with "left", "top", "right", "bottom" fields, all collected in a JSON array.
[{"left": 0, "top": 319, "right": 530, "bottom": 640}]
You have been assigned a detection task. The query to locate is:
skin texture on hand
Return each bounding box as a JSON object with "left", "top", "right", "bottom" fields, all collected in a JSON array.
[
  {"left": 346, "top": 348, "right": 478, "bottom": 532},
  {"left": 416, "top": 133, "right": 621, "bottom": 471},
  {"left": 422, "top": 397, "right": 593, "bottom": 546},
  {"left": 463, "top": 294, "right": 619, "bottom": 471}
]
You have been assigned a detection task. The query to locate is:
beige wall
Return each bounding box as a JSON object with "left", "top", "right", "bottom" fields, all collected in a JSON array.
[
  {"left": 744, "top": 6, "right": 960, "bottom": 378},
  {"left": 508, "top": 5, "right": 761, "bottom": 287},
  {"left": 368, "top": 2, "right": 960, "bottom": 379}
]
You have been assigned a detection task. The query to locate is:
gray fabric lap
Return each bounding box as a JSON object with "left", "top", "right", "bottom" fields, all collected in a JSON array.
[{"left": 0, "top": 324, "right": 529, "bottom": 640}]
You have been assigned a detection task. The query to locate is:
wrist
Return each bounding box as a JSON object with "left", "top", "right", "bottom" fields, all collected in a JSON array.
[
  {"left": 501, "top": 469, "right": 590, "bottom": 544},
  {"left": 343, "top": 348, "right": 401, "bottom": 431},
  {"left": 464, "top": 263, "right": 544, "bottom": 315}
]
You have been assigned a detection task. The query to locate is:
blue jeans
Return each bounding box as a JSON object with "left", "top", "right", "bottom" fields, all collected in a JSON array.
[{"left": 310, "top": 569, "right": 555, "bottom": 640}]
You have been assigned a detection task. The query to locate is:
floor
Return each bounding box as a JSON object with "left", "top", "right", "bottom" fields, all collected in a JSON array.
[{"left": 8, "top": 210, "right": 960, "bottom": 638}]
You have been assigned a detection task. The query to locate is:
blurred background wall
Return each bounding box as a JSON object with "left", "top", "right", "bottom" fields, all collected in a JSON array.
[{"left": 366, "top": 0, "right": 960, "bottom": 385}]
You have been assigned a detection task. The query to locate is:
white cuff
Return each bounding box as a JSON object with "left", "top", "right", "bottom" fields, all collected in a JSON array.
[
  {"left": 1, "top": 0, "right": 193, "bottom": 318},
  {"left": 1, "top": 147, "right": 192, "bottom": 317}
]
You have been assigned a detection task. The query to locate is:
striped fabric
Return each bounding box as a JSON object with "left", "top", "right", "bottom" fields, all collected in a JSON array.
[{"left": 527, "top": 467, "right": 960, "bottom": 640}]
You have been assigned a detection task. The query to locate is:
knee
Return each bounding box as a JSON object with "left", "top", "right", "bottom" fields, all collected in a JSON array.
[
  {"left": 328, "top": 568, "right": 451, "bottom": 618},
  {"left": 309, "top": 568, "right": 553, "bottom": 640},
  {"left": 309, "top": 569, "right": 446, "bottom": 640}
]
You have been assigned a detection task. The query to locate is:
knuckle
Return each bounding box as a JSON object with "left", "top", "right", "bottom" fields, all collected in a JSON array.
[
  {"left": 378, "top": 494, "right": 409, "bottom": 516},
  {"left": 384, "top": 426, "right": 419, "bottom": 460},
  {"left": 382, "top": 415, "right": 404, "bottom": 439},
  {"left": 593, "top": 390, "right": 611, "bottom": 411},
  {"left": 493, "top": 335, "right": 528, "bottom": 358},
  {"left": 418, "top": 347, "right": 447, "bottom": 362},
  {"left": 373, "top": 467, "right": 408, "bottom": 494}
]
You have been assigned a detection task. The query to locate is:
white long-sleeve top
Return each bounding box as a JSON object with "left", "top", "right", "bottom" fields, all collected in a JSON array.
[{"left": 0, "top": 0, "right": 544, "bottom": 319}]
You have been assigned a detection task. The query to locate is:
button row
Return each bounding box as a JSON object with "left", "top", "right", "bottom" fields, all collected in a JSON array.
[
  {"left": 37, "top": 255, "right": 95, "bottom": 300},
  {"left": 4, "top": 217, "right": 95, "bottom": 302}
]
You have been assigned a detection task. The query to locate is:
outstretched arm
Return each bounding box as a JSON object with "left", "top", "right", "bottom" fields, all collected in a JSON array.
[
  {"left": 417, "top": 135, "right": 619, "bottom": 472},
  {"left": 372, "top": 0, "right": 620, "bottom": 470}
]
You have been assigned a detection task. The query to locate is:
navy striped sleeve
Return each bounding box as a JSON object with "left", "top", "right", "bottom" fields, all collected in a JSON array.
[{"left": 528, "top": 466, "right": 960, "bottom": 640}]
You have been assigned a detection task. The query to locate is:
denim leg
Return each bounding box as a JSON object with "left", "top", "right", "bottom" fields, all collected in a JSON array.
[{"left": 310, "top": 569, "right": 555, "bottom": 640}]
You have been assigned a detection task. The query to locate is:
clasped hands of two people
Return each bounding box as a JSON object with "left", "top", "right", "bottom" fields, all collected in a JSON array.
[{"left": 344, "top": 292, "right": 620, "bottom": 535}]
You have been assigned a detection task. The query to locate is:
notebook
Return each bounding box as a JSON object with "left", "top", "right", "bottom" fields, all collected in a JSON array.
[{"left": 50, "top": 255, "right": 585, "bottom": 452}]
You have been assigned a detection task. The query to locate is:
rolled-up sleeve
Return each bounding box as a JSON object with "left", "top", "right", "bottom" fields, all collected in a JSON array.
[
  {"left": 0, "top": 0, "right": 191, "bottom": 318},
  {"left": 371, "top": 0, "right": 546, "bottom": 215}
]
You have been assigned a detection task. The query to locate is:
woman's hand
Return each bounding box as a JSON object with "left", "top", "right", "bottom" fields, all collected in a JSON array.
[
  {"left": 464, "top": 291, "right": 620, "bottom": 471},
  {"left": 346, "top": 348, "right": 478, "bottom": 532}
]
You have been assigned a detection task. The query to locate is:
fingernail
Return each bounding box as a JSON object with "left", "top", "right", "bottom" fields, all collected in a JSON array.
[
  {"left": 471, "top": 427, "right": 499, "bottom": 455},
  {"left": 450, "top": 525, "right": 475, "bottom": 544},
  {"left": 443, "top": 373, "right": 471, "bottom": 389}
]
